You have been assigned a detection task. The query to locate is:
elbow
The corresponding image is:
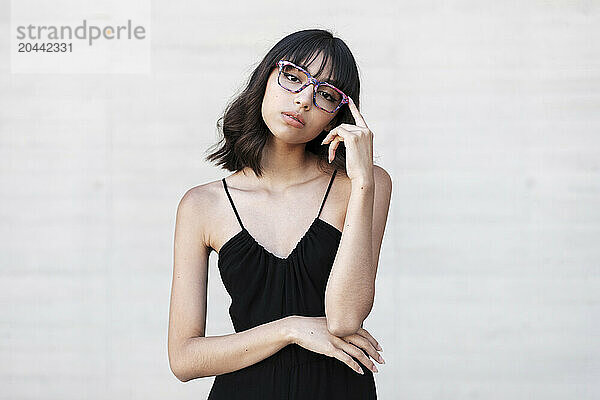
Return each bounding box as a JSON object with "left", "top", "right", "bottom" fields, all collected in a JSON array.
[
  {"left": 169, "top": 341, "right": 192, "bottom": 382},
  {"left": 327, "top": 319, "right": 362, "bottom": 338},
  {"left": 170, "top": 362, "right": 188, "bottom": 382},
  {"left": 169, "top": 356, "right": 191, "bottom": 382},
  {"left": 326, "top": 304, "right": 373, "bottom": 338},
  {"left": 169, "top": 343, "right": 212, "bottom": 382},
  {"left": 176, "top": 372, "right": 191, "bottom": 383}
]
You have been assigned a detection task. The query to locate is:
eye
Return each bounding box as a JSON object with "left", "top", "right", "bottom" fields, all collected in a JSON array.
[
  {"left": 318, "top": 90, "right": 339, "bottom": 103},
  {"left": 283, "top": 72, "right": 300, "bottom": 83},
  {"left": 320, "top": 92, "right": 334, "bottom": 101}
]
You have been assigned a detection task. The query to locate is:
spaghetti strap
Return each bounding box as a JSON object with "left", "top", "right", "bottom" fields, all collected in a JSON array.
[
  {"left": 224, "top": 170, "right": 336, "bottom": 229},
  {"left": 317, "top": 169, "right": 337, "bottom": 218},
  {"left": 222, "top": 177, "right": 245, "bottom": 230}
]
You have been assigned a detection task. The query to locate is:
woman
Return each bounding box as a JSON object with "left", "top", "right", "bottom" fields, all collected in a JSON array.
[{"left": 168, "top": 28, "right": 392, "bottom": 399}]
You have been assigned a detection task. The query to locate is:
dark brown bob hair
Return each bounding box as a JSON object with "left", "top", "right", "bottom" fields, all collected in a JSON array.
[{"left": 205, "top": 28, "right": 361, "bottom": 178}]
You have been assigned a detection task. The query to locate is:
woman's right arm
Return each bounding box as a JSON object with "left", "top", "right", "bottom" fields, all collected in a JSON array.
[
  {"left": 167, "top": 187, "right": 296, "bottom": 382},
  {"left": 173, "top": 317, "right": 296, "bottom": 382}
]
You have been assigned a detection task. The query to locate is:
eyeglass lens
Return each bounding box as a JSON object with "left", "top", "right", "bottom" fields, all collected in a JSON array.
[{"left": 278, "top": 64, "right": 343, "bottom": 112}]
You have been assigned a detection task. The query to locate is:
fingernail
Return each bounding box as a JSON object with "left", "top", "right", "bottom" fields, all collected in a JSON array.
[
  {"left": 372, "top": 365, "right": 378, "bottom": 373},
  {"left": 358, "top": 367, "right": 364, "bottom": 375},
  {"left": 379, "top": 355, "right": 385, "bottom": 364},
  {"left": 377, "top": 344, "right": 382, "bottom": 351}
]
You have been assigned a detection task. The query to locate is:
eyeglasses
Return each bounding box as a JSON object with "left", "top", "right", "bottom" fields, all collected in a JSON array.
[{"left": 275, "top": 59, "right": 349, "bottom": 114}]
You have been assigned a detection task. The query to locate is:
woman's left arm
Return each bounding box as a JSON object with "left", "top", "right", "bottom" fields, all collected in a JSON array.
[{"left": 321, "top": 97, "right": 393, "bottom": 337}]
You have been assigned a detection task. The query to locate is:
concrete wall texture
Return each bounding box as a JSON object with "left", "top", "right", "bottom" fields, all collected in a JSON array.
[{"left": 1, "top": 1, "right": 599, "bottom": 399}]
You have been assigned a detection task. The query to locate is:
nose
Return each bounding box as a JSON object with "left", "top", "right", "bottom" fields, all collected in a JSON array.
[{"left": 294, "top": 83, "right": 314, "bottom": 110}]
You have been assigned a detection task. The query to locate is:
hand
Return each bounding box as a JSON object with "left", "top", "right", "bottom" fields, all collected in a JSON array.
[
  {"left": 321, "top": 96, "right": 374, "bottom": 185},
  {"left": 287, "top": 316, "right": 385, "bottom": 375}
]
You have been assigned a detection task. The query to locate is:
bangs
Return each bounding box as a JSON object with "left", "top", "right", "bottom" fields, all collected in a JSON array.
[{"left": 280, "top": 40, "right": 356, "bottom": 93}]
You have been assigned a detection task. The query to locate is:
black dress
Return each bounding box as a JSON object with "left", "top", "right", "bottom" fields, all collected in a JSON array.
[{"left": 208, "top": 169, "right": 377, "bottom": 399}]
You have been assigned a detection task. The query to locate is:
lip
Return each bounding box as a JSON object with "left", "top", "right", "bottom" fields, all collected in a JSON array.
[
  {"left": 281, "top": 111, "right": 305, "bottom": 126},
  {"left": 282, "top": 113, "right": 304, "bottom": 128}
]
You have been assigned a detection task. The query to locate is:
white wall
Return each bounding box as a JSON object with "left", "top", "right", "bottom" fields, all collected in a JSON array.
[{"left": 1, "top": 0, "right": 599, "bottom": 399}]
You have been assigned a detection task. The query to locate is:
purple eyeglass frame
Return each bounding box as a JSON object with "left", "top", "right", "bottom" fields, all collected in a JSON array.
[{"left": 275, "top": 59, "right": 349, "bottom": 114}]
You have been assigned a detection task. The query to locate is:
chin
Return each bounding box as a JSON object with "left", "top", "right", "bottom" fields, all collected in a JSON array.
[{"left": 272, "top": 131, "right": 312, "bottom": 144}]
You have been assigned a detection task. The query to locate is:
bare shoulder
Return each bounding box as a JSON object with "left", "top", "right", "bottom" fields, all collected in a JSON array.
[
  {"left": 179, "top": 178, "right": 225, "bottom": 207},
  {"left": 176, "top": 176, "right": 232, "bottom": 251},
  {"left": 373, "top": 164, "right": 392, "bottom": 190},
  {"left": 177, "top": 180, "right": 219, "bottom": 219}
]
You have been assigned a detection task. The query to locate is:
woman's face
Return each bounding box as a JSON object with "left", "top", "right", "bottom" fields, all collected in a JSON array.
[{"left": 261, "top": 54, "right": 340, "bottom": 144}]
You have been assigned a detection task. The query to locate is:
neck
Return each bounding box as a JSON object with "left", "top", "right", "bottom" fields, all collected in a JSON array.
[{"left": 243, "top": 136, "right": 320, "bottom": 191}]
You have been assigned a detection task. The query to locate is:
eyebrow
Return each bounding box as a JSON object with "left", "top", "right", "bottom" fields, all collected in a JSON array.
[
  {"left": 324, "top": 78, "right": 342, "bottom": 88},
  {"left": 294, "top": 61, "right": 341, "bottom": 88},
  {"left": 317, "top": 76, "right": 342, "bottom": 89},
  {"left": 307, "top": 68, "right": 340, "bottom": 86}
]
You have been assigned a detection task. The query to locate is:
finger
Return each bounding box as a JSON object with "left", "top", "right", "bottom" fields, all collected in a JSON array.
[
  {"left": 324, "top": 126, "right": 356, "bottom": 145},
  {"left": 356, "top": 328, "right": 383, "bottom": 352},
  {"left": 328, "top": 338, "right": 364, "bottom": 374},
  {"left": 332, "top": 348, "right": 365, "bottom": 375},
  {"left": 322, "top": 125, "right": 360, "bottom": 146},
  {"left": 348, "top": 96, "right": 368, "bottom": 129},
  {"left": 329, "top": 136, "right": 342, "bottom": 163},
  {"left": 322, "top": 133, "right": 337, "bottom": 146},
  {"left": 339, "top": 123, "right": 363, "bottom": 132},
  {"left": 322, "top": 130, "right": 345, "bottom": 145},
  {"left": 344, "top": 334, "right": 385, "bottom": 364},
  {"left": 321, "top": 132, "right": 333, "bottom": 145},
  {"left": 339, "top": 341, "right": 379, "bottom": 373}
]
